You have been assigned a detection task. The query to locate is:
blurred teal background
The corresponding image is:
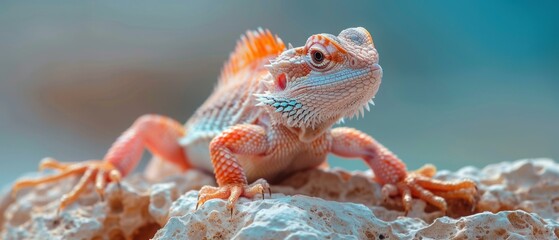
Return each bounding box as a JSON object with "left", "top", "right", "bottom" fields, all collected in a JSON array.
[{"left": 1, "top": 1, "right": 558, "bottom": 185}]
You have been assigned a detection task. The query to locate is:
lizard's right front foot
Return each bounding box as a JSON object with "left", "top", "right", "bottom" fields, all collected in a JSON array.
[
  {"left": 12, "top": 158, "right": 122, "bottom": 210},
  {"left": 196, "top": 179, "right": 271, "bottom": 215}
]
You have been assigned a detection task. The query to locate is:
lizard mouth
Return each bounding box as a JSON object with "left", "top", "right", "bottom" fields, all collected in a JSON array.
[{"left": 371, "top": 64, "right": 382, "bottom": 78}]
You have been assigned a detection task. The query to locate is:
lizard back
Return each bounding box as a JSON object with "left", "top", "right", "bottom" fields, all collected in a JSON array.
[{"left": 183, "top": 29, "right": 286, "bottom": 143}]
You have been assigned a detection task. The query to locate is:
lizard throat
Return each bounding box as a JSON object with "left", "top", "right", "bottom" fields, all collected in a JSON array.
[{"left": 254, "top": 94, "right": 311, "bottom": 128}]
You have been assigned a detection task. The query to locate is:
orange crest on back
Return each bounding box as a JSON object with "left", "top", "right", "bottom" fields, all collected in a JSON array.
[{"left": 219, "top": 28, "right": 286, "bottom": 83}]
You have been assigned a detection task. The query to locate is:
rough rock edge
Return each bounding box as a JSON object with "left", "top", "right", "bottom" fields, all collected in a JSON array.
[
  {"left": 1, "top": 159, "right": 558, "bottom": 239},
  {"left": 154, "top": 192, "right": 559, "bottom": 239}
]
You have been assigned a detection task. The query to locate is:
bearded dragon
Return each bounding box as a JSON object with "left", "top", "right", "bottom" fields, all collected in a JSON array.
[{"left": 12, "top": 27, "right": 476, "bottom": 214}]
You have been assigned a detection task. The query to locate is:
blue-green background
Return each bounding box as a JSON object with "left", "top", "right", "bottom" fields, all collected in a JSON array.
[{"left": 1, "top": 1, "right": 558, "bottom": 185}]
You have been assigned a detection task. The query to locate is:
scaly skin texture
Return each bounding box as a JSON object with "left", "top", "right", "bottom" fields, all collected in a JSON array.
[{"left": 13, "top": 27, "right": 477, "bottom": 214}]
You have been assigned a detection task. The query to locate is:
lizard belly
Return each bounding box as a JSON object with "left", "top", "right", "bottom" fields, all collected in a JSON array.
[
  {"left": 239, "top": 127, "right": 331, "bottom": 183},
  {"left": 179, "top": 124, "right": 331, "bottom": 183},
  {"left": 179, "top": 132, "right": 215, "bottom": 173},
  {"left": 239, "top": 150, "right": 328, "bottom": 183}
]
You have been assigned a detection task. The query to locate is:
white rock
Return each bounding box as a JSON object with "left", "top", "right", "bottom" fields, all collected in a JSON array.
[
  {"left": 1, "top": 159, "right": 558, "bottom": 239},
  {"left": 155, "top": 191, "right": 395, "bottom": 239}
]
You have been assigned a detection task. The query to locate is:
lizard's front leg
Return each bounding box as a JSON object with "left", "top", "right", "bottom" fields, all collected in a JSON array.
[
  {"left": 196, "top": 124, "right": 271, "bottom": 214},
  {"left": 329, "top": 127, "right": 477, "bottom": 213}
]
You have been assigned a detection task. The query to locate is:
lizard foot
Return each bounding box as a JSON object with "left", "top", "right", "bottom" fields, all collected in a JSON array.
[
  {"left": 196, "top": 178, "right": 271, "bottom": 215},
  {"left": 382, "top": 164, "right": 477, "bottom": 214},
  {"left": 12, "top": 158, "right": 122, "bottom": 211}
]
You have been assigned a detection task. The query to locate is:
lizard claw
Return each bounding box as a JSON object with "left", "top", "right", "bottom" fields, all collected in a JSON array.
[
  {"left": 12, "top": 158, "right": 121, "bottom": 211},
  {"left": 394, "top": 165, "right": 477, "bottom": 214},
  {"left": 196, "top": 178, "right": 271, "bottom": 215}
]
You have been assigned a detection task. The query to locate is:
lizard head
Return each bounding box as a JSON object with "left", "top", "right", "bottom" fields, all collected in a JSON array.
[{"left": 256, "top": 27, "right": 382, "bottom": 141}]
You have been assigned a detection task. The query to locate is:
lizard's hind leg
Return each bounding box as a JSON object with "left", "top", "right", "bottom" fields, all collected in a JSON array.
[{"left": 12, "top": 114, "right": 191, "bottom": 211}]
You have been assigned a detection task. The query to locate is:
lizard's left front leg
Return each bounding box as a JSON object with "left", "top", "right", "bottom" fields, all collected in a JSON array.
[
  {"left": 196, "top": 124, "right": 271, "bottom": 213},
  {"left": 330, "top": 127, "right": 476, "bottom": 213}
]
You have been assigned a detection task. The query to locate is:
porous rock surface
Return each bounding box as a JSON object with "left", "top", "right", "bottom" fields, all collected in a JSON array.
[{"left": 1, "top": 159, "right": 559, "bottom": 239}]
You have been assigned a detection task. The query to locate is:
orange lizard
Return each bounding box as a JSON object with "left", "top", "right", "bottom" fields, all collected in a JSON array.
[{"left": 12, "top": 27, "right": 476, "bottom": 214}]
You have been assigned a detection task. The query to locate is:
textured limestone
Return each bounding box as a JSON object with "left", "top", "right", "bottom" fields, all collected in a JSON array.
[
  {"left": 153, "top": 192, "right": 558, "bottom": 239},
  {"left": 1, "top": 170, "right": 215, "bottom": 240},
  {"left": 1, "top": 159, "right": 559, "bottom": 239}
]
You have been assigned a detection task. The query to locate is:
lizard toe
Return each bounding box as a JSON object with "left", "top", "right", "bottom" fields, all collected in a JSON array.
[
  {"left": 12, "top": 159, "right": 120, "bottom": 211},
  {"left": 195, "top": 179, "right": 272, "bottom": 216},
  {"left": 394, "top": 170, "right": 478, "bottom": 214}
]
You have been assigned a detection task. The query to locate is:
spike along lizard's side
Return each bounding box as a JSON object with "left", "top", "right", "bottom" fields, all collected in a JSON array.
[{"left": 13, "top": 27, "right": 477, "bottom": 214}]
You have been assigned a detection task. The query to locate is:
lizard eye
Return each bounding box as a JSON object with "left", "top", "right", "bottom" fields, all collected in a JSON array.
[
  {"left": 311, "top": 50, "right": 324, "bottom": 63},
  {"left": 307, "top": 45, "right": 332, "bottom": 71}
]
